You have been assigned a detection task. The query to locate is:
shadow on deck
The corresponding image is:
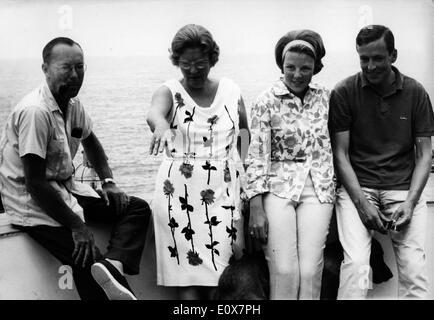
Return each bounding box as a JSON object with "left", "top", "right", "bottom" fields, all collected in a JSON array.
[{"left": 0, "top": 217, "right": 177, "bottom": 300}]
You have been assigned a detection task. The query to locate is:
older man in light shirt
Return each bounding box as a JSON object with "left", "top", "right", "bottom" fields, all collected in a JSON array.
[{"left": 0, "top": 37, "right": 150, "bottom": 300}]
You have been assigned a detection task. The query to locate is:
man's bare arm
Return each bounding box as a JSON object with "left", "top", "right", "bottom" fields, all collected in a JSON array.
[
  {"left": 22, "top": 154, "right": 98, "bottom": 267},
  {"left": 332, "top": 131, "right": 387, "bottom": 234}
]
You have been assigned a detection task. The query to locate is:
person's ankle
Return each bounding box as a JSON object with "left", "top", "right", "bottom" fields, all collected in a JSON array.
[{"left": 105, "top": 258, "right": 124, "bottom": 275}]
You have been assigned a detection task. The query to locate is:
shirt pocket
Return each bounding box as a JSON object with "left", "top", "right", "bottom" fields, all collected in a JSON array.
[
  {"left": 69, "top": 137, "right": 81, "bottom": 159},
  {"left": 46, "top": 139, "right": 69, "bottom": 177}
]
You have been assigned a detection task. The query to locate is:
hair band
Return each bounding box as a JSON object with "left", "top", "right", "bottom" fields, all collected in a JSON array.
[{"left": 281, "top": 39, "right": 316, "bottom": 62}]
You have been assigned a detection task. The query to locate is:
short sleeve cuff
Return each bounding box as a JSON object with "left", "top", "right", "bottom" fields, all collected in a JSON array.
[
  {"left": 330, "top": 126, "right": 350, "bottom": 133},
  {"left": 414, "top": 131, "right": 434, "bottom": 137},
  {"left": 19, "top": 149, "right": 46, "bottom": 159},
  {"left": 244, "top": 183, "right": 269, "bottom": 200}
]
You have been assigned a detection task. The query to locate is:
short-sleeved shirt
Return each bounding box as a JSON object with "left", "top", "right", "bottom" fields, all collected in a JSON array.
[
  {"left": 0, "top": 83, "right": 97, "bottom": 227},
  {"left": 329, "top": 66, "right": 434, "bottom": 190},
  {"left": 244, "top": 79, "right": 336, "bottom": 203}
]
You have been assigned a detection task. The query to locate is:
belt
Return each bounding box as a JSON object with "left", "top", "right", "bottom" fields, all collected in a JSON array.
[{"left": 271, "top": 158, "right": 306, "bottom": 163}]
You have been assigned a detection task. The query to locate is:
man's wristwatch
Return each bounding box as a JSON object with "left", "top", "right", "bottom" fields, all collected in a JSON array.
[{"left": 101, "top": 177, "right": 115, "bottom": 187}]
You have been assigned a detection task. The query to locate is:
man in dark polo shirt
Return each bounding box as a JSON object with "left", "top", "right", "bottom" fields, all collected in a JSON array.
[{"left": 329, "top": 25, "right": 434, "bottom": 299}]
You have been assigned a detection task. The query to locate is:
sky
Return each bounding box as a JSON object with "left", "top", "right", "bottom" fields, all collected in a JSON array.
[{"left": 0, "top": 0, "right": 433, "bottom": 59}]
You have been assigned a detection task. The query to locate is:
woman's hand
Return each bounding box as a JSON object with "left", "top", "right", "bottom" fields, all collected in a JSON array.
[
  {"left": 249, "top": 195, "right": 268, "bottom": 244},
  {"left": 149, "top": 121, "right": 170, "bottom": 156},
  {"left": 147, "top": 85, "right": 174, "bottom": 156}
]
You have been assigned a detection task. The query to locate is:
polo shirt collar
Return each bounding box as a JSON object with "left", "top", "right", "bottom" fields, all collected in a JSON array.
[
  {"left": 41, "top": 82, "right": 72, "bottom": 114},
  {"left": 360, "top": 66, "right": 404, "bottom": 93},
  {"left": 271, "top": 78, "right": 321, "bottom": 97}
]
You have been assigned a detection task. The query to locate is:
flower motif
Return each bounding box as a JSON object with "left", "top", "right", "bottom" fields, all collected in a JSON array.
[
  {"left": 163, "top": 179, "right": 175, "bottom": 196},
  {"left": 283, "top": 135, "right": 297, "bottom": 148},
  {"left": 179, "top": 162, "right": 194, "bottom": 178},
  {"left": 271, "top": 114, "right": 282, "bottom": 127},
  {"left": 205, "top": 241, "right": 220, "bottom": 251},
  {"left": 168, "top": 217, "right": 179, "bottom": 229},
  {"left": 295, "top": 149, "right": 307, "bottom": 159},
  {"left": 187, "top": 250, "right": 203, "bottom": 266},
  {"left": 202, "top": 161, "right": 217, "bottom": 172},
  {"left": 251, "top": 116, "right": 259, "bottom": 129},
  {"left": 273, "top": 181, "right": 285, "bottom": 193},
  {"left": 206, "top": 216, "right": 221, "bottom": 226},
  {"left": 184, "top": 110, "right": 194, "bottom": 123},
  {"left": 181, "top": 226, "right": 195, "bottom": 240},
  {"left": 226, "top": 226, "right": 237, "bottom": 241},
  {"left": 312, "top": 150, "right": 320, "bottom": 160},
  {"left": 202, "top": 161, "right": 217, "bottom": 184},
  {"left": 248, "top": 142, "right": 262, "bottom": 157},
  {"left": 174, "top": 92, "right": 185, "bottom": 107},
  {"left": 244, "top": 81, "right": 335, "bottom": 203},
  {"left": 207, "top": 115, "right": 219, "bottom": 125},
  {"left": 168, "top": 246, "right": 178, "bottom": 257},
  {"left": 200, "top": 189, "right": 215, "bottom": 205},
  {"left": 223, "top": 165, "right": 231, "bottom": 183},
  {"left": 203, "top": 136, "right": 213, "bottom": 147},
  {"left": 222, "top": 205, "right": 235, "bottom": 211}
]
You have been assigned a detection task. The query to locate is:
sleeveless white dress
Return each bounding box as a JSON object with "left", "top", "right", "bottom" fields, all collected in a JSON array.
[{"left": 152, "top": 77, "right": 243, "bottom": 286}]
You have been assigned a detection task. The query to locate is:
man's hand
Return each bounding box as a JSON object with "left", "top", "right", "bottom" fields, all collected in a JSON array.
[
  {"left": 71, "top": 225, "right": 100, "bottom": 268},
  {"left": 391, "top": 200, "right": 415, "bottom": 231},
  {"left": 356, "top": 200, "right": 388, "bottom": 234},
  {"left": 149, "top": 121, "right": 171, "bottom": 156},
  {"left": 101, "top": 183, "right": 129, "bottom": 215},
  {"left": 249, "top": 202, "right": 268, "bottom": 245}
]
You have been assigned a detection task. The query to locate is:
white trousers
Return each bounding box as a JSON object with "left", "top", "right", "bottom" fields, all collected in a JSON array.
[
  {"left": 336, "top": 187, "right": 430, "bottom": 299},
  {"left": 263, "top": 175, "right": 333, "bottom": 299}
]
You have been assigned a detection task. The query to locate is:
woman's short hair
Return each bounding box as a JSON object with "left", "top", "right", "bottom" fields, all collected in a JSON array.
[
  {"left": 356, "top": 25, "right": 395, "bottom": 54},
  {"left": 275, "top": 29, "right": 326, "bottom": 75},
  {"left": 169, "top": 24, "right": 220, "bottom": 67}
]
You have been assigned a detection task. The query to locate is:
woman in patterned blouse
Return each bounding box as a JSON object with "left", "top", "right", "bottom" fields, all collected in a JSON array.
[{"left": 244, "top": 30, "right": 336, "bottom": 299}]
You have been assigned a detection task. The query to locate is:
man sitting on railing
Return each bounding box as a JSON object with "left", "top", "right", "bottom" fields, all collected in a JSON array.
[{"left": 0, "top": 37, "right": 150, "bottom": 300}]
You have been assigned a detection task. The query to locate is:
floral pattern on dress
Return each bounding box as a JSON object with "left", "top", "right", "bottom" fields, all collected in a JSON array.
[
  {"left": 163, "top": 179, "right": 179, "bottom": 264},
  {"left": 153, "top": 78, "right": 244, "bottom": 286},
  {"left": 244, "top": 79, "right": 335, "bottom": 203},
  {"left": 201, "top": 189, "right": 221, "bottom": 271},
  {"left": 179, "top": 183, "right": 203, "bottom": 266}
]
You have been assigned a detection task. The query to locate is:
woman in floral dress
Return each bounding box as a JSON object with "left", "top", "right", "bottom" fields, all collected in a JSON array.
[
  {"left": 244, "top": 30, "right": 336, "bottom": 300},
  {"left": 146, "top": 24, "right": 249, "bottom": 300}
]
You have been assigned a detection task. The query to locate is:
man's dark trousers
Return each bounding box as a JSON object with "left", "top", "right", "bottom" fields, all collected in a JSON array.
[{"left": 16, "top": 194, "right": 151, "bottom": 300}]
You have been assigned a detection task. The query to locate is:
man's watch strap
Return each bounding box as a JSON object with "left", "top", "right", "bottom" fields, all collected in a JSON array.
[{"left": 101, "top": 178, "right": 115, "bottom": 187}]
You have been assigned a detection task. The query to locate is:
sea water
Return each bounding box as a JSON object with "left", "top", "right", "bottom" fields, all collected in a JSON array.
[{"left": 0, "top": 48, "right": 433, "bottom": 202}]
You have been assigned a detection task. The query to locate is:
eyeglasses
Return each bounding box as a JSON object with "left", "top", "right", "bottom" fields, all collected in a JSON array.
[
  {"left": 55, "top": 63, "right": 87, "bottom": 74},
  {"left": 178, "top": 59, "right": 209, "bottom": 71}
]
